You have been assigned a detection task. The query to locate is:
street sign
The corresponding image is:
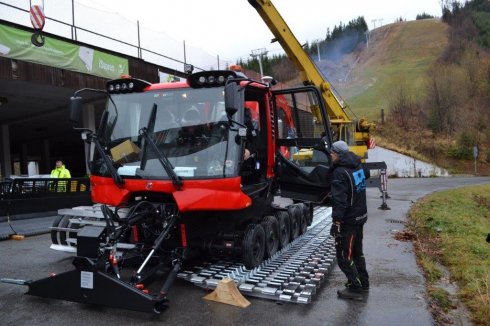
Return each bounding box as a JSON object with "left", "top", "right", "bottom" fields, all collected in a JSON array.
[{"left": 30, "top": 5, "right": 45, "bottom": 30}]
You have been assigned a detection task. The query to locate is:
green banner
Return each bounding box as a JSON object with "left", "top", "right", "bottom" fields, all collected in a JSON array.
[{"left": 0, "top": 24, "right": 128, "bottom": 79}]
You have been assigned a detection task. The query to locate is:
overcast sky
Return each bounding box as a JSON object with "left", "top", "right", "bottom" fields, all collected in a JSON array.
[{"left": 74, "top": 0, "right": 442, "bottom": 62}]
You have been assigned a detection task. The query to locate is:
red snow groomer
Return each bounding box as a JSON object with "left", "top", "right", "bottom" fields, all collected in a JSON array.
[{"left": 3, "top": 68, "right": 334, "bottom": 313}]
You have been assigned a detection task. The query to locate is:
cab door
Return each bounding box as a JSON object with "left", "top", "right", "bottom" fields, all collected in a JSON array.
[{"left": 272, "top": 86, "right": 333, "bottom": 204}]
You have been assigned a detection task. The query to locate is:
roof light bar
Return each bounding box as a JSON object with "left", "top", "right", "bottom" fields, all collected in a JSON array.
[
  {"left": 106, "top": 78, "right": 151, "bottom": 94},
  {"left": 187, "top": 70, "right": 243, "bottom": 88}
]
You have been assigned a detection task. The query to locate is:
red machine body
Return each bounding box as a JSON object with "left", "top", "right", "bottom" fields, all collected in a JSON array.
[{"left": 24, "top": 69, "right": 335, "bottom": 314}]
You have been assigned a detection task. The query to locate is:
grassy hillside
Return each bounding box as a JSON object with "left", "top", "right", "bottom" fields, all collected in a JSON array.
[{"left": 334, "top": 19, "right": 448, "bottom": 121}]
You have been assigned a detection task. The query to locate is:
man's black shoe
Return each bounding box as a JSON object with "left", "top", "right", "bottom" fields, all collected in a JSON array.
[
  {"left": 337, "top": 287, "right": 365, "bottom": 301},
  {"left": 345, "top": 282, "right": 369, "bottom": 293}
]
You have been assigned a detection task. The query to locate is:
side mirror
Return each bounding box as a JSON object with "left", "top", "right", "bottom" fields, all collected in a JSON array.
[
  {"left": 69, "top": 96, "right": 83, "bottom": 126},
  {"left": 224, "top": 82, "right": 241, "bottom": 117}
]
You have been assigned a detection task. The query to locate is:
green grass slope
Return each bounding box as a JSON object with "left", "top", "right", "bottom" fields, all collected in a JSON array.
[{"left": 337, "top": 19, "right": 448, "bottom": 121}]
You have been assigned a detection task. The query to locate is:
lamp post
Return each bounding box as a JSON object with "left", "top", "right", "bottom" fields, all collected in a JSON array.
[
  {"left": 250, "top": 48, "right": 268, "bottom": 78},
  {"left": 313, "top": 39, "right": 321, "bottom": 62}
]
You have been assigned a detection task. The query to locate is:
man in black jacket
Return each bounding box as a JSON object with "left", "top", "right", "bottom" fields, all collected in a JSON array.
[{"left": 328, "top": 140, "right": 370, "bottom": 301}]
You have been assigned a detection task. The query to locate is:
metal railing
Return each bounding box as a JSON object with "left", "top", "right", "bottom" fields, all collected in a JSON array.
[
  {"left": 0, "top": 181, "right": 12, "bottom": 196},
  {"left": 0, "top": 177, "right": 92, "bottom": 217},
  {"left": 1, "top": 178, "right": 90, "bottom": 198},
  {"left": 0, "top": 1, "right": 223, "bottom": 72}
]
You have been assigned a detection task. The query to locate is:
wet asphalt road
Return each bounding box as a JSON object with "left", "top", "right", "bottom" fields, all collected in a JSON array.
[{"left": 1, "top": 176, "right": 489, "bottom": 325}]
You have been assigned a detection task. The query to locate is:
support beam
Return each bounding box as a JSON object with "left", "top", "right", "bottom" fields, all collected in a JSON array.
[
  {"left": 20, "top": 143, "right": 28, "bottom": 175},
  {"left": 1, "top": 124, "right": 12, "bottom": 178},
  {"left": 41, "top": 139, "right": 51, "bottom": 174}
]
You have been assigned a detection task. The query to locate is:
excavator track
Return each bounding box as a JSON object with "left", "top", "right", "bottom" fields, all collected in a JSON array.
[
  {"left": 50, "top": 205, "right": 336, "bottom": 304},
  {"left": 177, "top": 207, "right": 335, "bottom": 304}
]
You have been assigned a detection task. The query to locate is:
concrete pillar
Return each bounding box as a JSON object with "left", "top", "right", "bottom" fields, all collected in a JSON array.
[
  {"left": 82, "top": 104, "right": 96, "bottom": 175},
  {"left": 0, "top": 124, "right": 12, "bottom": 178},
  {"left": 20, "top": 143, "right": 28, "bottom": 175}
]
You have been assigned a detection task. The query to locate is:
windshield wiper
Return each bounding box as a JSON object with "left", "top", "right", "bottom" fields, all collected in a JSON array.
[
  {"left": 97, "top": 94, "right": 118, "bottom": 139},
  {"left": 87, "top": 132, "right": 124, "bottom": 187},
  {"left": 139, "top": 104, "right": 183, "bottom": 190}
]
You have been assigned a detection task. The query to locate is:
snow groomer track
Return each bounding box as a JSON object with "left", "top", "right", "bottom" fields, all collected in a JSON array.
[{"left": 178, "top": 207, "right": 336, "bottom": 304}]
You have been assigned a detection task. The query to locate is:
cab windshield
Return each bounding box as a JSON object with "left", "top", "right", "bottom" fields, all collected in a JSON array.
[{"left": 93, "top": 87, "right": 240, "bottom": 180}]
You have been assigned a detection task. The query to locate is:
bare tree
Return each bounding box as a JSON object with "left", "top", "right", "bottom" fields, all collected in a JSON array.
[
  {"left": 388, "top": 78, "right": 414, "bottom": 129},
  {"left": 426, "top": 64, "right": 467, "bottom": 135}
]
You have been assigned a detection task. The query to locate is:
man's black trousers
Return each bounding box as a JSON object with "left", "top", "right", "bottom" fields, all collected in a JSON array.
[{"left": 334, "top": 223, "right": 369, "bottom": 288}]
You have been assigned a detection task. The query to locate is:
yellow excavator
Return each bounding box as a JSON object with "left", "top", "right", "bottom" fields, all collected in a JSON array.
[{"left": 248, "top": 0, "right": 376, "bottom": 159}]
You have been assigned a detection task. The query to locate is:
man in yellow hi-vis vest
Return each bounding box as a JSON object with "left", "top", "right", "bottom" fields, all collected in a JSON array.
[{"left": 50, "top": 160, "right": 71, "bottom": 192}]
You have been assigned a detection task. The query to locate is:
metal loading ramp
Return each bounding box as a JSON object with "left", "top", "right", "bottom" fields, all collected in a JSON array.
[{"left": 177, "top": 207, "right": 336, "bottom": 304}]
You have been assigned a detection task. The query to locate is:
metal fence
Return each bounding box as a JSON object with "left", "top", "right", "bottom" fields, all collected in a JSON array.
[
  {"left": 0, "top": 178, "right": 92, "bottom": 216},
  {"left": 0, "top": 181, "right": 11, "bottom": 196},
  {"left": 1, "top": 178, "right": 90, "bottom": 198}
]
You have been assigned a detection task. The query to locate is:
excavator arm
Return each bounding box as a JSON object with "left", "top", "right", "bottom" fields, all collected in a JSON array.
[{"left": 248, "top": 0, "right": 375, "bottom": 158}]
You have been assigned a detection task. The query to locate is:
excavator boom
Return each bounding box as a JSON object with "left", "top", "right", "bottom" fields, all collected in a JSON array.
[{"left": 248, "top": 0, "right": 375, "bottom": 158}]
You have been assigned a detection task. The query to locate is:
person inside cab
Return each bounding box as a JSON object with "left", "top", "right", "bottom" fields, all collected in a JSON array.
[
  {"left": 178, "top": 105, "right": 207, "bottom": 146},
  {"left": 241, "top": 107, "right": 260, "bottom": 184}
]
